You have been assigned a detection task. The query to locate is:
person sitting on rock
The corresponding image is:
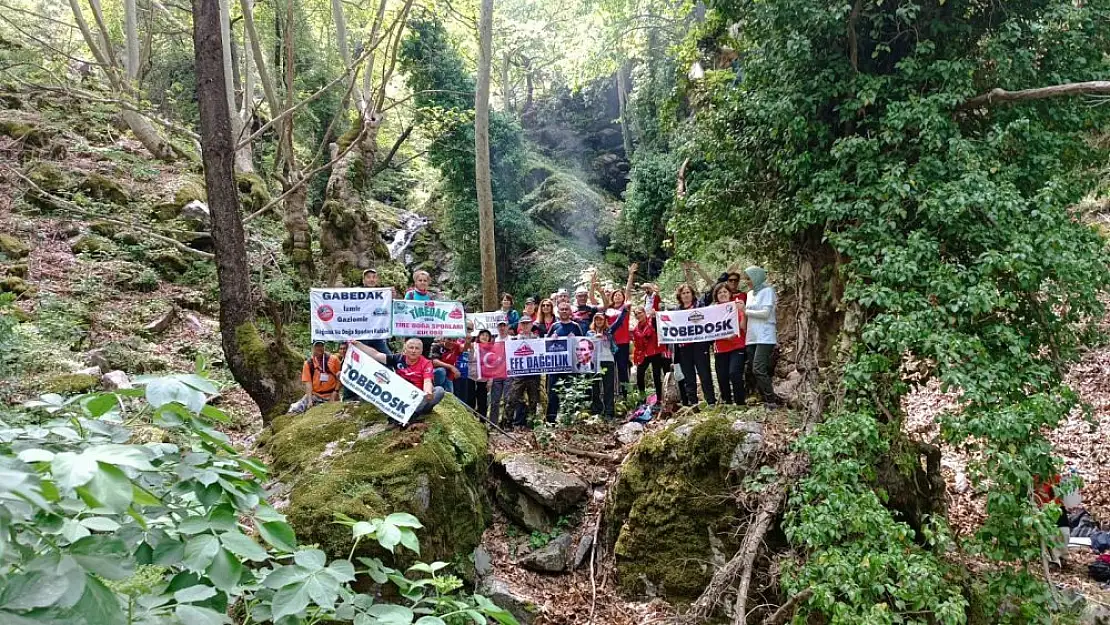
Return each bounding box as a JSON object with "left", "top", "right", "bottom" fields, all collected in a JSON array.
[
  {"left": 289, "top": 340, "right": 340, "bottom": 414},
  {"left": 362, "top": 338, "right": 445, "bottom": 420}
]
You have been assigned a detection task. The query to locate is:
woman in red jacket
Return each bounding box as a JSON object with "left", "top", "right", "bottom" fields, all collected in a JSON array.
[
  {"left": 631, "top": 305, "right": 669, "bottom": 402},
  {"left": 710, "top": 282, "right": 747, "bottom": 404}
]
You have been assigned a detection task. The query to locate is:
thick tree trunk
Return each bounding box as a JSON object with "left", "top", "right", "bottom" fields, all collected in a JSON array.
[
  {"left": 475, "top": 0, "right": 499, "bottom": 310},
  {"left": 193, "top": 0, "right": 300, "bottom": 423},
  {"left": 120, "top": 110, "right": 178, "bottom": 161},
  {"left": 124, "top": 0, "right": 139, "bottom": 79},
  {"left": 281, "top": 173, "right": 315, "bottom": 284},
  {"left": 221, "top": 0, "right": 254, "bottom": 173}
]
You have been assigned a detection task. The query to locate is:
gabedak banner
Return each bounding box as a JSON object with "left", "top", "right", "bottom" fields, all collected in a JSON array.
[{"left": 310, "top": 288, "right": 392, "bottom": 341}]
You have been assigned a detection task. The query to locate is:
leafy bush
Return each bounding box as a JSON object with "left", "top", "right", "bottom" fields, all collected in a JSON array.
[{"left": 0, "top": 370, "right": 518, "bottom": 625}]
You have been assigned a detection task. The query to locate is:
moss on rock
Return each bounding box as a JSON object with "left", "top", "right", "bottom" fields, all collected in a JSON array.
[
  {"left": 235, "top": 172, "right": 271, "bottom": 212},
  {"left": 41, "top": 372, "right": 99, "bottom": 395},
  {"left": 77, "top": 173, "right": 129, "bottom": 204},
  {"left": 173, "top": 178, "right": 207, "bottom": 207},
  {"left": 0, "top": 233, "right": 30, "bottom": 259},
  {"left": 27, "top": 162, "right": 69, "bottom": 193},
  {"left": 0, "top": 276, "right": 29, "bottom": 294},
  {"left": 605, "top": 408, "right": 761, "bottom": 603},
  {"left": 70, "top": 234, "right": 115, "bottom": 256},
  {"left": 266, "top": 398, "right": 491, "bottom": 566}
]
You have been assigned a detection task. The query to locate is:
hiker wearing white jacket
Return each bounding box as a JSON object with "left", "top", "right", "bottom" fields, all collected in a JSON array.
[{"left": 744, "top": 266, "right": 781, "bottom": 408}]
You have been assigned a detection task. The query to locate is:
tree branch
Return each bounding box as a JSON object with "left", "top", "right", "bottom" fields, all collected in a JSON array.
[
  {"left": 761, "top": 588, "right": 814, "bottom": 625},
  {"left": 962, "top": 81, "right": 1110, "bottom": 108}
]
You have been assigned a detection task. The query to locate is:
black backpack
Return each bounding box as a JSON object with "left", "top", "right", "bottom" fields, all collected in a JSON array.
[{"left": 1089, "top": 561, "right": 1110, "bottom": 583}]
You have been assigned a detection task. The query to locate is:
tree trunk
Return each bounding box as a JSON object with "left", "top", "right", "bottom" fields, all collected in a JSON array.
[
  {"left": 616, "top": 59, "right": 633, "bottom": 158},
  {"left": 281, "top": 173, "right": 315, "bottom": 285},
  {"left": 475, "top": 0, "right": 499, "bottom": 310},
  {"left": 501, "top": 50, "right": 515, "bottom": 114},
  {"left": 124, "top": 0, "right": 139, "bottom": 80},
  {"left": 192, "top": 0, "right": 300, "bottom": 423},
  {"left": 221, "top": 0, "right": 253, "bottom": 173}
]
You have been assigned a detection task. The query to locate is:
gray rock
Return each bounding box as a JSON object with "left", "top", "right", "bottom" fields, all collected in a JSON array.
[
  {"left": 495, "top": 481, "right": 554, "bottom": 533},
  {"left": 498, "top": 454, "right": 588, "bottom": 514},
  {"left": 180, "top": 200, "right": 210, "bottom": 225},
  {"left": 143, "top": 306, "right": 177, "bottom": 335},
  {"left": 470, "top": 548, "right": 492, "bottom": 581},
  {"left": 616, "top": 421, "right": 644, "bottom": 445},
  {"left": 86, "top": 348, "right": 109, "bottom": 373},
  {"left": 572, "top": 531, "right": 594, "bottom": 570},
  {"left": 519, "top": 533, "right": 573, "bottom": 573},
  {"left": 473, "top": 546, "right": 493, "bottom": 578},
  {"left": 478, "top": 576, "right": 540, "bottom": 625},
  {"left": 100, "top": 370, "right": 132, "bottom": 391},
  {"left": 73, "top": 366, "right": 101, "bottom": 377},
  {"left": 729, "top": 421, "right": 764, "bottom": 471}
]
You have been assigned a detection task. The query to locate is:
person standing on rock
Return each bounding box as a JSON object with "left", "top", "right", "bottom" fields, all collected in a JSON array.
[
  {"left": 743, "top": 266, "right": 780, "bottom": 409},
  {"left": 472, "top": 329, "right": 494, "bottom": 418},
  {"left": 488, "top": 320, "right": 514, "bottom": 427},
  {"left": 588, "top": 313, "right": 617, "bottom": 420},
  {"left": 506, "top": 316, "right": 542, "bottom": 427},
  {"left": 711, "top": 282, "right": 747, "bottom": 405},
  {"left": 362, "top": 338, "right": 445, "bottom": 420},
  {"left": 362, "top": 268, "right": 391, "bottom": 354},
  {"left": 674, "top": 283, "right": 716, "bottom": 407},
  {"left": 405, "top": 270, "right": 435, "bottom": 356},
  {"left": 631, "top": 305, "right": 668, "bottom": 402},
  {"left": 289, "top": 340, "right": 341, "bottom": 413},
  {"left": 546, "top": 301, "right": 585, "bottom": 423}
]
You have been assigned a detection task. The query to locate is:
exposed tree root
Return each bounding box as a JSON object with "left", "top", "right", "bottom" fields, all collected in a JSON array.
[{"left": 760, "top": 588, "right": 813, "bottom": 625}]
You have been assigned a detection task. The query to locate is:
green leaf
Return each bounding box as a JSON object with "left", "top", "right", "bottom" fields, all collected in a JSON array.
[
  {"left": 153, "top": 540, "right": 185, "bottom": 566},
  {"left": 83, "top": 463, "right": 133, "bottom": 512},
  {"left": 258, "top": 521, "right": 297, "bottom": 552},
  {"left": 84, "top": 445, "right": 153, "bottom": 471},
  {"left": 399, "top": 528, "right": 420, "bottom": 555},
  {"left": 325, "top": 560, "right": 356, "bottom": 583},
  {"left": 271, "top": 581, "right": 311, "bottom": 620},
  {"left": 205, "top": 547, "right": 244, "bottom": 592},
  {"left": 175, "top": 604, "right": 228, "bottom": 625},
  {"left": 304, "top": 572, "right": 340, "bottom": 611},
  {"left": 416, "top": 617, "right": 448, "bottom": 625},
  {"left": 357, "top": 557, "right": 390, "bottom": 584},
  {"left": 69, "top": 536, "right": 133, "bottom": 579},
  {"left": 377, "top": 522, "right": 402, "bottom": 552},
  {"left": 73, "top": 574, "right": 125, "bottom": 625},
  {"left": 0, "top": 570, "right": 74, "bottom": 610},
  {"left": 132, "top": 484, "right": 162, "bottom": 507},
  {"left": 220, "top": 531, "right": 269, "bottom": 562},
  {"left": 293, "top": 549, "right": 327, "bottom": 571},
  {"left": 145, "top": 377, "right": 206, "bottom": 413},
  {"left": 85, "top": 394, "right": 119, "bottom": 418},
  {"left": 17, "top": 448, "right": 55, "bottom": 463},
  {"left": 385, "top": 512, "right": 423, "bottom": 529},
  {"left": 351, "top": 520, "right": 377, "bottom": 539},
  {"left": 51, "top": 452, "right": 98, "bottom": 490},
  {"left": 182, "top": 535, "right": 220, "bottom": 572},
  {"left": 79, "top": 517, "right": 121, "bottom": 532},
  {"left": 367, "top": 604, "right": 415, "bottom": 625},
  {"left": 173, "top": 584, "right": 217, "bottom": 604},
  {"left": 200, "top": 404, "right": 231, "bottom": 423},
  {"left": 263, "top": 565, "right": 310, "bottom": 589}
]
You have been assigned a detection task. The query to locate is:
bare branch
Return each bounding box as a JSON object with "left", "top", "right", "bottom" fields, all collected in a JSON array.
[
  {"left": 761, "top": 589, "right": 814, "bottom": 625},
  {"left": 962, "top": 81, "right": 1110, "bottom": 108}
]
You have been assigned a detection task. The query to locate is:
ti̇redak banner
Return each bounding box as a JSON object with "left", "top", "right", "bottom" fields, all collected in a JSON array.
[
  {"left": 310, "top": 288, "right": 392, "bottom": 341},
  {"left": 470, "top": 311, "right": 508, "bottom": 332},
  {"left": 392, "top": 300, "right": 467, "bottom": 338},
  {"left": 656, "top": 302, "right": 740, "bottom": 345},
  {"left": 341, "top": 343, "right": 424, "bottom": 426},
  {"left": 473, "top": 338, "right": 601, "bottom": 380}
]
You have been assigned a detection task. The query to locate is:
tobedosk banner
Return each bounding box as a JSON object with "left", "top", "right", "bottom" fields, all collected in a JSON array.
[
  {"left": 474, "top": 338, "right": 600, "bottom": 379},
  {"left": 341, "top": 344, "right": 424, "bottom": 426},
  {"left": 657, "top": 302, "right": 740, "bottom": 344},
  {"left": 310, "top": 288, "right": 392, "bottom": 341},
  {"left": 392, "top": 300, "right": 467, "bottom": 338}
]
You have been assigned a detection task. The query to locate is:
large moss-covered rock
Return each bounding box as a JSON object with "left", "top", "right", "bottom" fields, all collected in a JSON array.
[
  {"left": 0, "top": 233, "right": 30, "bottom": 259},
  {"left": 235, "top": 172, "right": 271, "bottom": 213},
  {"left": 41, "top": 372, "right": 99, "bottom": 395},
  {"left": 77, "top": 173, "right": 129, "bottom": 204},
  {"left": 266, "top": 397, "right": 490, "bottom": 566},
  {"left": 520, "top": 173, "right": 615, "bottom": 249},
  {"left": 605, "top": 408, "right": 768, "bottom": 603}
]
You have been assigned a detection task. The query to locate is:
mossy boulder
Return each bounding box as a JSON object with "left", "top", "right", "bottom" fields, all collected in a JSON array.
[
  {"left": 265, "top": 398, "right": 491, "bottom": 566},
  {"left": 77, "top": 173, "right": 129, "bottom": 204},
  {"left": 0, "top": 276, "right": 29, "bottom": 294},
  {"left": 89, "top": 220, "right": 119, "bottom": 238},
  {"left": 236, "top": 172, "right": 271, "bottom": 212},
  {"left": 520, "top": 173, "right": 615, "bottom": 249},
  {"left": 605, "top": 408, "right": 771, "bottom": 604},
  {"left": 70, "top": 234, "right": 115, "bottom": 256},
  {"left": 96, "top": 338, "right": 171, "bottom": 373},
  {"left": 0, "top": 233, "right": 30, "bottom": 259},
  {"left": 146, "top": 250, "right": 189, "bottom": 277},
  {"left": 0, "top": 118, "right": 51, "bottom": 148},
  {"left": 27, "top": 162, "right": 70, "bottom": 193},
  {"left": 41, "top": 372, "right": 99, "bottom": 395}
]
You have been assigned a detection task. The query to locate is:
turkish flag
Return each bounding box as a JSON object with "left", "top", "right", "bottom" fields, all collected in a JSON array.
[{"left": 476, "top": 342, "right": 508, "bottom": 380}]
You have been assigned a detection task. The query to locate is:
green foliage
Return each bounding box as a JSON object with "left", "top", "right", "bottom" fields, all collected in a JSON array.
[
  {"left": 0, "top": 293, "right": 18, "bottom": 376},
  {"left": 552, "top": 374, "right": 598, "bottom": 426},
  {"left": 0, "top": 371, "right": 518, "bottom": 625},
  {"left": 667, "top": 0, "right": 1110, "bottom": 621},
  {"left": 399, "top": 16, "right": 536, "bottom": 292},
  {"left": 611, "top": 149, "right": 675, "bottom": 263}
]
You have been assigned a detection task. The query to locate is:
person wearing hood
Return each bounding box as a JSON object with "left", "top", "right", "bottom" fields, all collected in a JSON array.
[{"left": 743, "top": 266, "right": 780, "bottom": 408}]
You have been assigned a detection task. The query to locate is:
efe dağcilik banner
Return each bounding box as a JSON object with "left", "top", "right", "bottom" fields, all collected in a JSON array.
[
  {"left": 656, "top": 302, "right": 740, "bottom": 345},
  {"left": 310, "top": 288, "right": 392, "bottom": 341},
  {"left": 474, "top": 338, "right": 600, "bottom": 379},
  {"left": 341, "top": 343, "right": 423, "bottom": 426},
  {"left": 392, "top": 300, "right": 467, "bottom": 338}
]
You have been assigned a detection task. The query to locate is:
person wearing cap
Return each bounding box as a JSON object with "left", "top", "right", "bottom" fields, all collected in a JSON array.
[
  {"left": 360, "top": 268, "right": 392, "bottom": 354},
  {"left": 488, "top": 320, "right": 514, "bottom": 426},
  {"left": 506, "top": 315, "right": 541, "bottom": 427},
  {"left": 572, "top": 280, "right": 599, "bottom": 333},
  {"left": 288, "top": 341, "right": 341, "bottom": 413},
  {"left": 546, "top": 301, "right": 585, "bottom": 422},
  {"left": 522, "top": 298, "right": 538, "bottom": 326}
]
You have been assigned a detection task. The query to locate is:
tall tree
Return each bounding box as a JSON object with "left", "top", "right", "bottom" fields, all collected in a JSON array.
[
  {"left": 475, "top": 0, "right": 498, "bottom": 309},
  {"left": 193, "top": 0, "right": 300, "bottom": 423}
]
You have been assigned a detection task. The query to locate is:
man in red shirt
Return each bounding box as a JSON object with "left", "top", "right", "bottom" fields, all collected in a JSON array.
[{"left": 363, "top": 338, "right": 445, "bottom": 418}]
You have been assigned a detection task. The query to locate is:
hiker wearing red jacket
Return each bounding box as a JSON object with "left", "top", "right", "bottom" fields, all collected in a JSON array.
[{"left": 631, "top": 305, "right": 668, "bottom": 402}]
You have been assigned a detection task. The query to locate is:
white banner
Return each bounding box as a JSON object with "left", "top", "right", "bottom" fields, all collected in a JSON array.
[
  {"left": 470, "top": 311, "right": 507, "bottom": 332},
  {"left": 341, "top": 344, "right": 424, "bottom": 426},
  {"left": 656, "top": 303, "right": 740, "bottom": 345},
  {"left": 392, "top": 300, "right": 467, "bottom": 338},
  {"left": 474, "top": 337, "right": 600, "bottom": 379},
  {"left": 310, "top": 288, "right": 392, "bottom": 341}
]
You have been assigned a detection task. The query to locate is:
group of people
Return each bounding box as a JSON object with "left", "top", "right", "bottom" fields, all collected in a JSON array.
[{"left": 289, "top": 261, "right": 783, "bottom": 426}]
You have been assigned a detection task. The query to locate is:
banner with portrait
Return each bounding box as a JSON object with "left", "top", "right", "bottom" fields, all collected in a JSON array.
[
  {"left": 391, "top": 300, "right": 467, "bottom": 338},
  {"left": 656, "top": 302, "right": 740, "bottom": 345},
  {"left": 341, "top": 344, "right": 424, "bottom": 426},
  {"left": 473, "top": 338, "right": 600, "bottom": 380},
  {"left": 310, "top": 288, "right": 392, "bottom": 341}
]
